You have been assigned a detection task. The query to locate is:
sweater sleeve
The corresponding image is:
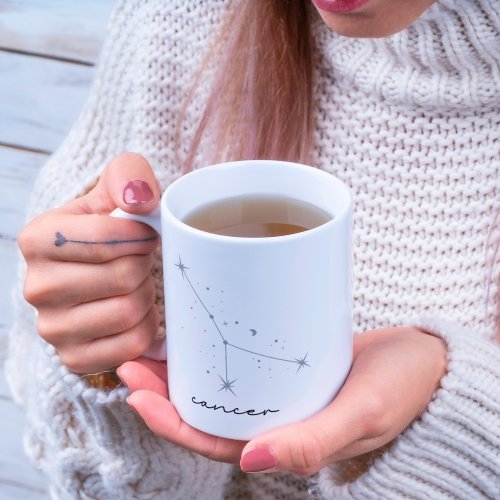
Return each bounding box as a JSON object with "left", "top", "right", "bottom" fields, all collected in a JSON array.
[
  {"left": 5, "top": 1, "right": 234, "bottom": 498},
  {"left": 315, "top": 318, "right": 500, "bottom": 500},
  {"left": 7, "top": 284, "right": 231, "bottom": 499}
]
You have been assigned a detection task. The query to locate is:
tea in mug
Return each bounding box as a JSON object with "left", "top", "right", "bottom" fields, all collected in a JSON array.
[{"left": 183, "top": 194, "right": 332, "bottom": 237}]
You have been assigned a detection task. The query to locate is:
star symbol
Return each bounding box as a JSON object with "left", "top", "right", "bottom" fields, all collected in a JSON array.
[
  {"left": 294, "top": 353, "right": 310, "bottom": 373},
  {"left": 175, "top": 256, "right": 189, "bottom": 279},
  {"left": 218, "top": 375, "right": 237, "bottom": 396}
]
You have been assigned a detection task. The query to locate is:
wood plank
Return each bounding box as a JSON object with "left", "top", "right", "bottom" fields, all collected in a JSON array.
[
  {"left": 0, "top": 145, "right": 47, "bottom": 240},
  {"left": 0, "top": 146, "right": 46, "bottom": 396},
  {"left": 0, "top": 4, "right": 109, "bottom": 495},
  {"left": 0, "top": 146, "right": 46, "bottom": 344},
  {"left": 0, "top": 147, "right": 47, "bottom": 397},
  {"left": 0, "top": 482, "right": 47, "bottom": 500},
  {"left": 0, "top": 51, "right": 96, "bottom": 152},
  {"left": 0, "top": 238, "right": 21, "bottom": 380},
  {"left": 0, "top": 398, "right": 49, "bottom": 497},
  {"left": 0, "top": 0, "right": 115, "bottom": 64}
]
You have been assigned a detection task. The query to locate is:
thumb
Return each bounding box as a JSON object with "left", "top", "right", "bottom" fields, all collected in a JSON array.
[
  {"left": 240, "top": 422, "right": 329, "bottom": 476},
  {"left": 75, "top": 152, "right": 161, "bottom": 215},
  {"left": 239, "top": 392, "right": 362, "bottom": 475}
]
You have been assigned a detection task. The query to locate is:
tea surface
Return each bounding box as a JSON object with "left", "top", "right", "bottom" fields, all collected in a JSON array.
[{"left": 183, "top": 194, "right": 332, "bottom": 237}]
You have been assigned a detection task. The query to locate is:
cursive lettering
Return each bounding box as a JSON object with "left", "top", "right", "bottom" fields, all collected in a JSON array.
[{"left": 191, "top": 396, "right": 279, "bottom": 416}]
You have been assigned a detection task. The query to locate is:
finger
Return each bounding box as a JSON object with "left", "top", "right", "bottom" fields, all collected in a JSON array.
[
  {"left": 239, "top": 417, "right": 341, "bottom": 475},
  {"left": 117, "top": 359, "right": 168, "bottom": 397},
  {"left": 24, "top": 253, "right": 155, "bottom": 307},
  {"left": 127, "top": 390, "right": 246, "bottom": 464},
  {"left": 69, "top": 152, "right": 161, "bottom": 216},
  {"left": 20, "top": 211, "right": 158, "bottom": 264},
  {"left": 129, "top": 357, "right": 168, "bottom": 383},
  {"left": 59, "top": 306, "right": 160, "bottom": 373},
  {"left": 39, "top": 276, "right": 157, "bottom": 345}
]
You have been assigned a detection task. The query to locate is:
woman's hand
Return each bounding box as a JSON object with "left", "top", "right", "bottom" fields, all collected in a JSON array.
[
  {"left": 19, "top": 153, "right": 161, "bottom": 374},
  {"left": 117, "top": 327, "right": 447, "bottom": 475}
]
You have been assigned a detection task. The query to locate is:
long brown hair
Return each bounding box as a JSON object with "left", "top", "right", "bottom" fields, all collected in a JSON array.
[{"left": 176, "top": 0, "right": 314, "bottom": 172}]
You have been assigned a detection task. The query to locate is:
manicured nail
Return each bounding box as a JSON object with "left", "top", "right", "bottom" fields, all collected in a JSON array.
[
  {"left": 123, "top": 180, "right": 153, "bottom": 205},
  {"left": 240, "top": 445, "right": 278, "bottom": 473}
]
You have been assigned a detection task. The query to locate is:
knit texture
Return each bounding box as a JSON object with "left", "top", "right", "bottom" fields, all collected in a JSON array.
[
  {"left": 316, "top": 318, "right": 500, "bottom": 499},
  {"left": 5, "top": 0, "right": 500, "bottom": 498}
]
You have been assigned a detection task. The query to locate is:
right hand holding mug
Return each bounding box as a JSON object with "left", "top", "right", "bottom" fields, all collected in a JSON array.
[
  {"left": 19, "top": 153, "right": 161, "bottom": 373},
  {"left": 118, "top": 327, "right": 447, "bottom": 475}
]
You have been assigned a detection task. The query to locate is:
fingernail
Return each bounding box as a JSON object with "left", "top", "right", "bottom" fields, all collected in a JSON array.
[
  {"left": 123, "top": 180, "right": 154, "bottom": 205},
  {"left": 240, "top": 445, "right": 278, "bottom": 473},
  {"left": 126, "top": 396, "right": 140, "bottom": 417}
]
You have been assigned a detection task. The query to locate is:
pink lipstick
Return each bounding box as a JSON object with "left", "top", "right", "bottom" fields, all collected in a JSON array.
[{"left": 312, "top": 0, "right": 370, "bottom": 14}]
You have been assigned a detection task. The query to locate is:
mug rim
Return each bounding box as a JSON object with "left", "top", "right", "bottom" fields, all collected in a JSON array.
[{"left": 161, "top": 160, "right": 352, "bottom": 243}]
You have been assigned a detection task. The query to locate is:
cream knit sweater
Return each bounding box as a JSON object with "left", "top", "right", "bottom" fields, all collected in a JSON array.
[{"left": 6, "top": 0, "right": 500, "bottom": 498}]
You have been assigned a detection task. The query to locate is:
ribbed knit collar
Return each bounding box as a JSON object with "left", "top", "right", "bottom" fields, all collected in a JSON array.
[{"left": 313, "top": 0, "right": 500, "bottom": 110}]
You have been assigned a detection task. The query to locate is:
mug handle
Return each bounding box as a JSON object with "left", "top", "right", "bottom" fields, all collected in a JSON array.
[
  {"left": 110, "top": 207, "right": 167, "bottom": 361},
  {"left": 110, "top": 206, "right": 162, "bottom": 233}
]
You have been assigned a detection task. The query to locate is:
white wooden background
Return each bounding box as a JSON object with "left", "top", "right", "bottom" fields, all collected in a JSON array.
[{"left": 0, "top": 1, "right": 115, "bottom": 497}]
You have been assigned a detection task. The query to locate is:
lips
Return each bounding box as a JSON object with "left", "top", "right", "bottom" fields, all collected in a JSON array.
[{"left": 312, "top": 0, "right": 370, "bottom": 14}]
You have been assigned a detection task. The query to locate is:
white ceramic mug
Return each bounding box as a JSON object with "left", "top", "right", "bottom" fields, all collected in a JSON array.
[{"left": 112, "top": 160, "right": 353, "bottom": 440}]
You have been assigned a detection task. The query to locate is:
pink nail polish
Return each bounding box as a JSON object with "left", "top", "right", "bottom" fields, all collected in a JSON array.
[
  {"left": 240, "top": 445, "right": 278, "bottom": 473},
  {"left": 123, "top": 180, "right": 153, "bottom": 205}
]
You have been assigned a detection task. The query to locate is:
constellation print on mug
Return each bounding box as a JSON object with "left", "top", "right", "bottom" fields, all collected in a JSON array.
[{"left": 175, "top": 256, "right": 310, "bottom": 396}]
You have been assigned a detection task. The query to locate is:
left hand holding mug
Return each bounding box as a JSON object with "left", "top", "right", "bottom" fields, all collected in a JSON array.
[{"left": 117, "top": 327, "right": 447, "bottom": 475}]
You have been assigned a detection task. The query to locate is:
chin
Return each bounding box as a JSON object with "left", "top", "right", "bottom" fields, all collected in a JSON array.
[
  {"left": 320, "top": 15, "right": 415, "bottom": 38},
  {"left": 329, "top": 24, "right": 409, "bottom": 38}
]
